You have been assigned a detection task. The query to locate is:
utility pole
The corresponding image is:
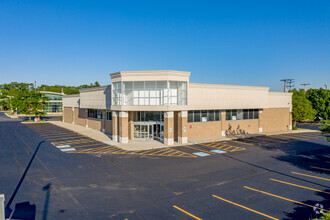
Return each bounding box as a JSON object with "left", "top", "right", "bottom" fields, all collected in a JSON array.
[
  {"left": 301, "top": 83, "right": 310, "bottom": 92},
  {"left": 280, "top": 79, "right": 295, "bottom": 92},
  {"left": 34, "top": 81, "right": 36, "bottom": 92},
  {"left": 325, "top": 84, "right": 328, "bottom": 96}
]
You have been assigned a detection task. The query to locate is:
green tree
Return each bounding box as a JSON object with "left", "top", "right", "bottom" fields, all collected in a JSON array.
[
  {"left": 306, "top": 88, "right": 330, "bottom": 120},
  {"left": 15, "top": 90, "right": 49, "bottom": 120},
  {"left": 292, "top": 89, "right": 316, "bottom": 126}
]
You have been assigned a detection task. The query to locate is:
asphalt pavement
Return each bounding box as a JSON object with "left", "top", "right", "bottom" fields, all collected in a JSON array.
[{"left": 0, "top": 112, "right": 329, "bottom": 220}]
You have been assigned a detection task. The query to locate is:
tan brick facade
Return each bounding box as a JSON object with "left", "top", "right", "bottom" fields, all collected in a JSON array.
[
  {"left": 187, "top": 121, "right": 222, "bottom": 139},
  {"left": 261, "top": 108, "right": 290, "bottom": 132}
]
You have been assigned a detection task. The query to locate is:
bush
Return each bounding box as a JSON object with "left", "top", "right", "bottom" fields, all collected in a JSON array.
[
  {"left": 292, "top": 126, "right": 298, "bottom": 130},
  {"left": 313, "top": 212, "right": 330, "bottom": 220}
]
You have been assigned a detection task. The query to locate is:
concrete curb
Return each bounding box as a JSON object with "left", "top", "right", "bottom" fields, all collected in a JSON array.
[{"left": 4, "top": 113, "right": 18, "bottom": 118}]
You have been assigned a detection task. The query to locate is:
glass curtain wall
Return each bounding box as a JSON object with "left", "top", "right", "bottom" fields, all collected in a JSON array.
[{"left": 113, "top": 81, "right": 187, "bottom": 106}]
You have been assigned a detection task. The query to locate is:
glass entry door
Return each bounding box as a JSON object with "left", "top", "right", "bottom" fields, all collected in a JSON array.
[{"left": 134, "top": 122, "right": 163, "bottom": 141}]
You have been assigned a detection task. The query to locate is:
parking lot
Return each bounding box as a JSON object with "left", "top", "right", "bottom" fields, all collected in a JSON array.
[{"left": 0, "top": 112, "right": 329, "bottom": 219}]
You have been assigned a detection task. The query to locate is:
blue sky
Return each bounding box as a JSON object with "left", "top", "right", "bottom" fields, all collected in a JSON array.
[{"left": 0, "top": 0, "right": 329, "bottom": 91}]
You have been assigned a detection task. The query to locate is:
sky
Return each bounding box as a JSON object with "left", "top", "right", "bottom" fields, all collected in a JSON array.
[{"left": 0, "top": 0, "right": 329, "bottom": 91}]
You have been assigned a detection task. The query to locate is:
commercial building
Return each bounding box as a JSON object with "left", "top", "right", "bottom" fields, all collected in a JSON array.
[
  {"left": 40, "top": 91, "right": 63, "bottom": 114},
  {"left": 62, "top": 70, "right": 292, "bottom": 145}
]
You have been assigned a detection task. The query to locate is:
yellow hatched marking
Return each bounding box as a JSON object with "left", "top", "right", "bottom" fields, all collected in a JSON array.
[
  {"left": 204, "top": 143, "right": 245, "bottom": 152},
  {"left": 311, "top": 166, "right": 330, "bottom": 172},
  {"left": 270, "top": 179, "right": 330, "bottom": 195},
  {"left": 148, "top": 148, "right": 168, "bottom": 155},
  {"left": 138, "top": 149, "right": 159, "bottom": 155},
  {"left": 182, "top": 145, "right": 216, "bottom": 155},
  {"left": 173, "top": 205, "right": 202, "bottom": 220},
  {"left": 53, "top": 139, "right": 95, "bottom": 145},
  {"left": 46, "top": 136, "right": 86, "bottom": 141},
  {"left": 244, "top": 186, "right": 328, "bottom": 212},
  {"left": 212, "top": 195, "right": 279, "bottom": 220},
  {"left": 158, "top": 149, "right": 173, "bottom": 156},
  {"left": 229, "top": 146, "right": 246, "bottom": 152},
  {"left": 291, "top": 172, "right": 330, "bottom": 181},
  {"left": 76, "top": 146, "right": 112, "bottom": 153},
  {"left": 168, "top": 147, "right": 197, "bottom": 157},
  {"left": 70, "top": 142, "right": 107, "bottom": 148}
]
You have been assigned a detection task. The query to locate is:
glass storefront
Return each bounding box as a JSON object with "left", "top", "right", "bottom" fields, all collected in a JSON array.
[
  {"left": 112, "top": 81, "right": 187, "bottom": 106},
  {"left": 133, "top": 111, "right": 164, "bottom": 140}
]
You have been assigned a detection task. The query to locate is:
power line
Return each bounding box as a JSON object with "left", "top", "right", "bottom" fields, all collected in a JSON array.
[{"left": 280, "top": 79, "right": 294, "bottom": 92}]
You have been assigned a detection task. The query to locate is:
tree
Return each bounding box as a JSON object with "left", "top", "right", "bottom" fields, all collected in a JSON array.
[
  {"left": 292, "top": 89, "right": 316, "bottom": 126},
  {"left": 16, "top": 90, "right": 49, "bottom": 121},
  {"left": 306, "top": 88, "right": 330, "bottom": 120}
]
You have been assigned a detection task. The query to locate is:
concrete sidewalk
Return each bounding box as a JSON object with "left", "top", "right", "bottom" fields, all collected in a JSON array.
[
  {"left": 189, "top": 129, "right": 320, "bottom": 144},
  {"left": 48, "top": 121, "right": 320, "bottom": 151}
]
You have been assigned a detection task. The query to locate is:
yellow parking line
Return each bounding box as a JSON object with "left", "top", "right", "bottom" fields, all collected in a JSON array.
[
  {"left": 173, "top": 205, "right": 202, "bottom": 220},
  {"left": 310, "top": 166, "right": 330, "bottom": 171},
  {"left": 291, "top": 172, "right": 330, "bottom": 181},
  {"left": 229, "top": 146, "right": 246, "bottom": 152},
  {"left": 244, "top": 186, "right": 328, "bottom": 212},
  {"left": 138, "top": 149, "right": 158, "bottom": 155},
  {"left": 169, "top": 148, "right": 198, "bottom": 157},
  {"left": 270, "top": 178, "right": 330, "bottom": 195},
  {"left": 234, "top": 140, "right": 258, "bottom": 146},
  {"left": 212, "top": 195, "right": 279, "bottom": 220},
  {"left": 182, "top": 145, "right": 216, "bottom": 155},
  {"left": 157, "top": 149, "right": 173, "bottom": 156},
  {"left": 70, "top": 142, "right": 106, "bottom": 148},
  {"left": 149, "top": 148, "right": 168, "bottom": 155}
]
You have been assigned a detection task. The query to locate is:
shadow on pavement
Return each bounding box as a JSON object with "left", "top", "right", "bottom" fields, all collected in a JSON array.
[{"left": 5, "top": 141, "right": 45, "bottom": 219}]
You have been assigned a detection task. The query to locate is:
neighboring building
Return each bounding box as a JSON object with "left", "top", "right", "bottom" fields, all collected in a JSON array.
[
  {"left": 41, "top": 91, "right": 63, "bottom": 114},
  {"left": 62, "top": 70, "right": 292, "bottom": 145}
]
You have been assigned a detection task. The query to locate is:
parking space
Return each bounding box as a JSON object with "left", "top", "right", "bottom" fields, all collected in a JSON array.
[
  {"left": 27, "top": 123, "right": 251, "bottom": 158},
  {"left": 2, "top": 114, "right": 329, "bottom": 219},
  {"left": 172, "top": 162, "right": 329, "bottom": 220}
]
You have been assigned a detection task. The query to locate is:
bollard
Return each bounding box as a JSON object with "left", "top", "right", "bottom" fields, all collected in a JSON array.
[{"left": 0, "top": 194, "right": 4, "bottom": 220}]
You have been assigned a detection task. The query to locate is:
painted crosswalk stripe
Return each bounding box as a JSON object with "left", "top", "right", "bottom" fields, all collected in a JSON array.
[{"left": 61, "top": 148, "right": 76, "bottom": 152}]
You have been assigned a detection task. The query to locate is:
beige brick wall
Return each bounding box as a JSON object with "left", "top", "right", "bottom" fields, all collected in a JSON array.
[
  {"left": 261, "top": 108, "right": 290, "bottom": 132},
  {"left": 74, "top": 108, "right": 86, "bottom": 126},
  {"left": 63, "top": 107, "right": 73, "bottom": 123},
  {"left": 88, "top": 118, "right": 102, "bottom": 131},
  {"left": 187, "top": 121, "right": 222, "bottom": 139},
  {"left": 104, "top": 120, "right": 112, "bottom": 134},
  {"left": 222, "top": 119, "right": 259, "bottom": 135}
]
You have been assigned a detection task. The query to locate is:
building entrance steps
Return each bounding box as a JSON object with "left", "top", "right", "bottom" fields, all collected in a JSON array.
[{"left": 48, "top": 121, "right": 319, "bottom": 151}]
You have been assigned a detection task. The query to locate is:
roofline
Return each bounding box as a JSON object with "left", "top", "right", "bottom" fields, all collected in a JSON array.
[
  {"left": 189, "top": 83, "right": 269, "bottom": 91},
  {"left": 40, "top": 91, "right": 64, "bottom": 95},
  {"left": 79, "top": 85, "right": 110, "bottom": 93}
]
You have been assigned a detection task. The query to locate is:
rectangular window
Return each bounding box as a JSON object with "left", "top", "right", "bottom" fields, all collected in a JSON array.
[
  {"left": 226, "top": 109, "right": 259, "bottom": 120},
  {"left": 188, "top": 110, "right": 221, "bottom": 123},
  {"left": 106, "top": 111, "right": 112, "bottom": 121},
  {"left": 88, "top": 109, "right": 98, "bottom": 119},
  {"left": 254, "top": 109, "right": 259, "bottom": 119}
]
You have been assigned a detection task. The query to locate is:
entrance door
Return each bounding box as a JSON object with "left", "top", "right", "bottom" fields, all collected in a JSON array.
[{"left": 148, "top": 124, "right": 153, "bottom": 140}]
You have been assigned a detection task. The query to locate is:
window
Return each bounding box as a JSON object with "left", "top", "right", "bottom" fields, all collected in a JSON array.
[
  {"left": 112, "top": 81, "right": 187, "bottom": 106},
  {"left": 88, "top": 109, "right": 97, "bottom": 119},
  {"left": 88, "top": 109, "right": 102, "bottom": 119},
  {"left": 226, "top": 109, "right": 259, "bottom": 120},
  {"left": 106, "top": 111, "right": 112, "bottom": 121},
  {"left": 188, "top": 110, "right": 221, "bottom": 123},
  {"left": 133, "top": 111, "right": 164, "bottom": 122}
]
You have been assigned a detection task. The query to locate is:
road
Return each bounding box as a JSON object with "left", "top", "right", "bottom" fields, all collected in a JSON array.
[{"left": 0, "top": 112, "right": 329, "bottom": 220}]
